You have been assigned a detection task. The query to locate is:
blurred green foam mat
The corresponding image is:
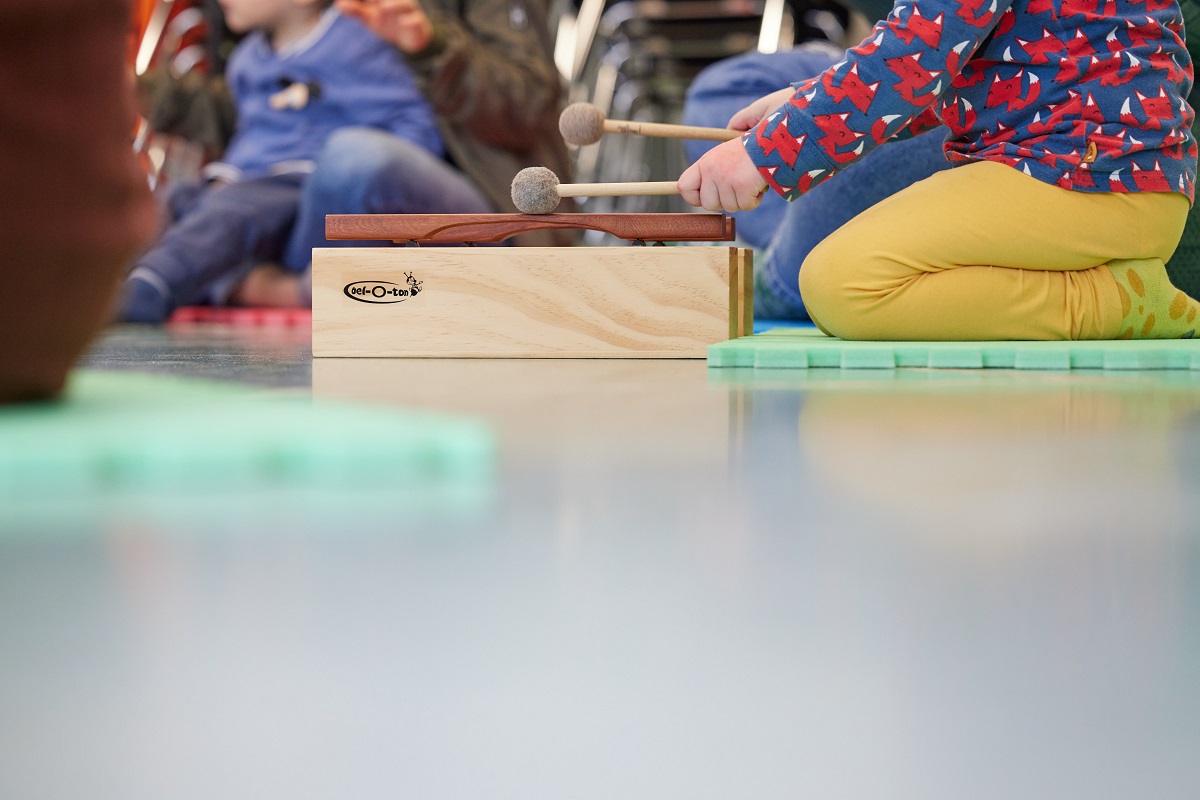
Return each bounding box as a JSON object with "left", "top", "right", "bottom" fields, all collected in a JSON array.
[
  {"left": 709, "top": 329, "right": 1200, "bottom": 370},
  {"left": 0, "top": 370, "right": 495, "bottom": 495}
]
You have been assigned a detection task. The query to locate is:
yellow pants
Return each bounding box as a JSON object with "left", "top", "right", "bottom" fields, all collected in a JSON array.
[{"left": 799, "top": 160, "right": 1191, "bottom": 340}]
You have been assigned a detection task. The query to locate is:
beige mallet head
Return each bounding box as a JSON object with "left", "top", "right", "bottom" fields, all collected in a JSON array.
[
  {"left": 559, "top": 103, "right": 608, "bottom": 146},
  {"left": 557, "top": 103, "right": 742, "bottom": 147},
  {"left": 511, "top": 166, "right": 562, "bottom": 214}
]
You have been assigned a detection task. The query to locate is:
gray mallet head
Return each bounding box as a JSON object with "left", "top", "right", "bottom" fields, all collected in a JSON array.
[
  {"left": 511, "top": 166, "right": 561, "bottom": 214},
  {"left": 559, "top": 102, "right": 606, "bottom": 146}
]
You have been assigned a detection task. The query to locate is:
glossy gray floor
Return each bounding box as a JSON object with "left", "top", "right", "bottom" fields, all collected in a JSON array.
[{"left": 2, "top": 324, "right": 1198, "bottom": 799}]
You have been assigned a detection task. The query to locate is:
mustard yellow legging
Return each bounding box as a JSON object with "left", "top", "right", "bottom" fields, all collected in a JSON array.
[{"left": 799, "top": 160, "right": 1191, "bottom": 340}]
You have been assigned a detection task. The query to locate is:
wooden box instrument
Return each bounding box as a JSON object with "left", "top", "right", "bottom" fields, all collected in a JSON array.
[{"left": 312, "top": 213, "right": 752, "bottom": 359}]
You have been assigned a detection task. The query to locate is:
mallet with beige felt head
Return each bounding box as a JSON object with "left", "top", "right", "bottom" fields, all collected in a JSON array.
[
  {"left": 511, "top": 166, "right": 680, "bottom": 215},
  {"left": 559, "top": 102, "right": 741, "bottom": 147}
]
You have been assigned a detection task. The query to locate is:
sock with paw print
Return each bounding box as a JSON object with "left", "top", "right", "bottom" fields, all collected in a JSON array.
[{"left": 1106, "top": 258, "right": 1200, "bottom": 339}]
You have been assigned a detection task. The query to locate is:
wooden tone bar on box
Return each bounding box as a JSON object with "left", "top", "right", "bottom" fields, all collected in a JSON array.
[
  {"left": 312, "top": 246, "right": 753, "bottom": 359},
  {"left": 325, "top": 213, "right": 736, "bottom": 244}
]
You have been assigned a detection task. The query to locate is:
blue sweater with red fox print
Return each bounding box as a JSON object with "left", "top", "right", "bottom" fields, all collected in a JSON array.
[{"left": 746, "top": 0, "right": 1198, "bottom": 201}]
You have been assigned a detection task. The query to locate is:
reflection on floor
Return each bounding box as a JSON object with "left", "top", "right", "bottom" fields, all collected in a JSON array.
[{"left": 0, "top": 324, "right": 1194, "bottom": 799}]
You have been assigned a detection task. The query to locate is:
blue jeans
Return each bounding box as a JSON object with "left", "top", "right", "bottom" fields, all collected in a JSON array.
[
  {"left": 282, "top": 127, "right": 495, "bottom": 272},
  {"left": 122, "top": 128, "right": 494, "bottom": 319},
  {"left": 121, "top": 173, "right": 305, "bottom": 322},
  {"left": 682, "top": 45, "right": 954, "bottom": 320}
]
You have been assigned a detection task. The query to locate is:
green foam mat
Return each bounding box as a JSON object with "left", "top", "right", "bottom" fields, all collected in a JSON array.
[
  {"left": 708, "top": 328, "right": 1200, "bottom": 370},
  {"left": 0, "top": 370, "right": 494, "bottom": 495}
]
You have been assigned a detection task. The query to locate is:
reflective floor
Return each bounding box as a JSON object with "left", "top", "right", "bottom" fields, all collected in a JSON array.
[{"left": 2, "top": 324, "right": 1198, "bottom": 799}]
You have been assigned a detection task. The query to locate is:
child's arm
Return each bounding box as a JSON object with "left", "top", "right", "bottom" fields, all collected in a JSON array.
[
  {"left": 680, "top": 10, "right": 984, "bottom": 212},
  {"left": 748, "top": 5, "right": 1013, "bottom": 199},
  {"left": 301, "top": 14, "right": 446, "bottom": 159}
]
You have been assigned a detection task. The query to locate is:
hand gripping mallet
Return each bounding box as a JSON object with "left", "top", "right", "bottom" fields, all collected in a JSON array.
[
  {"left": 511, "top": 166, "right": 680, "bottom": 215},
  {"left": 558, "top": 102, "right": 741, "bottom": 146}
]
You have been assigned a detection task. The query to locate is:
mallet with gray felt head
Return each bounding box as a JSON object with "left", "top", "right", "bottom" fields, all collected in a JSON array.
[
  {"left": 559, "top": 102, "right": 741, "bottom": 147},
  {"left": 511, "top": 166, "right": 679, "bottom": 215}
]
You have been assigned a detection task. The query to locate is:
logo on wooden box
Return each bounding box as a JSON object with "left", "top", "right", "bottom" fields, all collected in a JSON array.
[{"left": 343, "top": 272, "right": 423, "bottom": 304}]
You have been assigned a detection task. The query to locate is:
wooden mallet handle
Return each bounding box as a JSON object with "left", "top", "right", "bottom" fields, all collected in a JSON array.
[
  {"left": 602, "top": 120, "right": 740, "bottom": 142},
  {"left": 511, "top": 167, "right": 682, "bottom": 213},
  {"left": 556, "top": 181, "right": 681, "bottom": 199}
]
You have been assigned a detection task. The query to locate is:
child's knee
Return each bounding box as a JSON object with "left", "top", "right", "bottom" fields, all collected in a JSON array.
[
  {"left": 316, "top": 127, "right": 403, "bottom": 181},
  {"left": 800, "top": 235, "right": 860, "bottom": 338}
]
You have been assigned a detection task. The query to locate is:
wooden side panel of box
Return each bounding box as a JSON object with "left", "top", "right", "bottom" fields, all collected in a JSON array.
[
  {"left": 727, "top": 248, "right": 754, "bottom": 340},
  {"left": 312, "top": 246, "right": 743, "bottom": 358},
  {"left": 739, "top": 248, "right": 754, "bottom": 338}
]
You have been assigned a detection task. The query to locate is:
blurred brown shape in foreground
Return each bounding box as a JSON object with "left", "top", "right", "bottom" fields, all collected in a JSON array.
[{"left": 0, "top": 0, "right": 156, "bottom": 402}]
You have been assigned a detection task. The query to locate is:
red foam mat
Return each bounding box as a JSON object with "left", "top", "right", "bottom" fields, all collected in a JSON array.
[{"left": 167, "top": 306, "right": 312, "bottom": 327}]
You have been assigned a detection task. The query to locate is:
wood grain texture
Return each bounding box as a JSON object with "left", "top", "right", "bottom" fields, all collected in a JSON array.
[
  {"left": 312, "top": 247, "right": 750, "bottom": 358},
  {"left": 325, "top": 213, "right": 735, "bottom": 244}
]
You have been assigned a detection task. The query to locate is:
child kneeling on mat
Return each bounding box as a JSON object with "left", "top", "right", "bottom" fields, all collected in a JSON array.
[
  {"left": 120, "top": 0, "right": 442, "bottom": 323},
  {"left": 679, "top": 0, "right": 1199, "bottom": 341}
]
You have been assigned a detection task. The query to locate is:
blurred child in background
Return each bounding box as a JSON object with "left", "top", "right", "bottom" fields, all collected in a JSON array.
[
  {"left": 233, "top": 0, "right": 574, "bottom": 308},
  {"left": 120, "top": 0, "right": 443, "bottom": 322}
]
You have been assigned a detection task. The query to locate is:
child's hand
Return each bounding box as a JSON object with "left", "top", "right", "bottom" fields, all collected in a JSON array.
[
  {"left": 726, "top": 87, "right": 798, "bottom": 131},
  {"left": 678, "top": 137, "right": 768, "bottom": 212},
  {"left": 336, "top": 0, "right": 435, "bottom": 54}
]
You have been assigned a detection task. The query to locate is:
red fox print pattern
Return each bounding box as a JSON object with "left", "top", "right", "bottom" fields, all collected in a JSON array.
[
  {"left": 895, "top": 6, "right": 946, "bottom": 47},
  {"left": 745, "top": 0, "right": 1195, "bottom": 200},
  {"left": 886, "top": 51, "right": 945, "bottom": 105},
  {"left": 814, "top": 112, "right": 867, "bottom": 162},
  {"left": 821, "top": 63, "right": 881, "bottom": 113}
]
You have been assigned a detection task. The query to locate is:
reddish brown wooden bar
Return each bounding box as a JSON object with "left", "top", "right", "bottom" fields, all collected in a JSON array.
[{"left": 324, "top": 213, "right": 735, "bottom": 244}]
